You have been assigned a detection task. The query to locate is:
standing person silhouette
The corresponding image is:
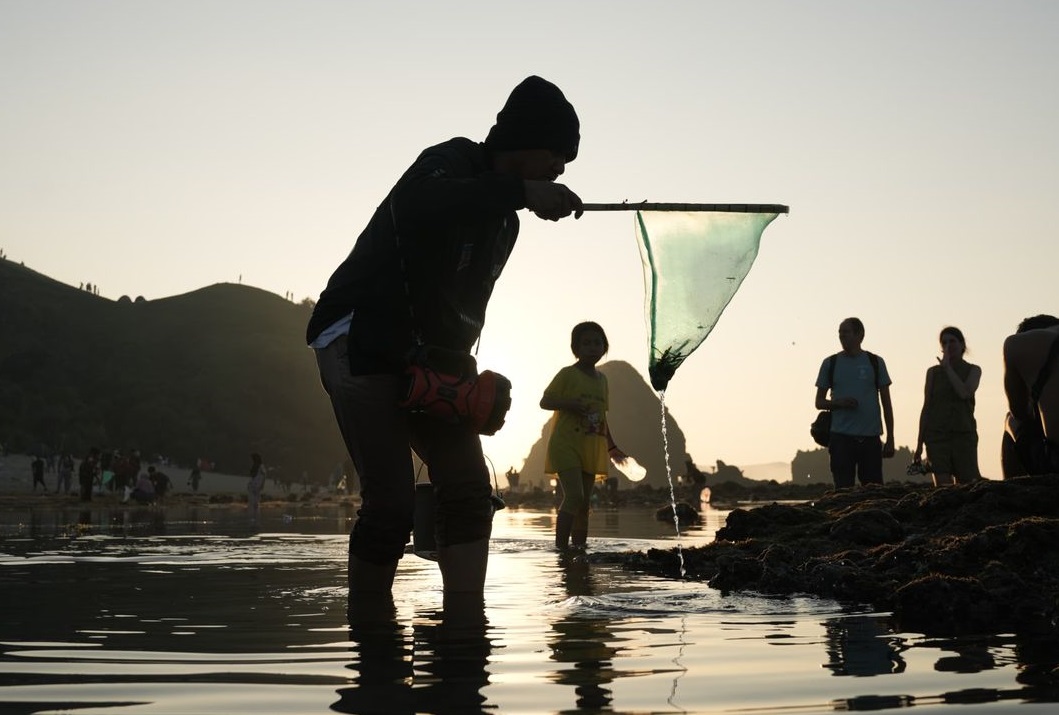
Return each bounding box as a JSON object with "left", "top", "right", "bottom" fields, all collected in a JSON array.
[
  {"left": 814, "top": 317, "right": 895, "bottom": 488},
  {"left": 31, "top": 455, "right": 47, "bottom": 493},
  {"left": 248, "top": 453, "right": 266, "bottom": 520},
  {"left": 306, "top": 76, "right": 583, "bottom": 603},
  {"left": 1003, "top": 315, "right": 1059, "bottom": 476},
  {"left": 188, "top": 463, "right": 202, "bottom": 492},
  {"left": 541, "top": 322, "right": 627, "bottom": 551},
  {"left": 914, "top": 327, "right": 982, "bottom": 486},
  {"left": 78, "top": 448, "right": 100, "bottom": 502}
]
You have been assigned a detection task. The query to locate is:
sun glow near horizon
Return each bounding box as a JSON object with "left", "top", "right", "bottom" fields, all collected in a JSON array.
[{"left": 3, "top": 1, "right": 1057, "bottom": 480}]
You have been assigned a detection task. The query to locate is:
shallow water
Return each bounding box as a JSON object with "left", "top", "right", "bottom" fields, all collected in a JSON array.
[{"left": 2, "top": 502, "right": 1058, "bottom": 714}]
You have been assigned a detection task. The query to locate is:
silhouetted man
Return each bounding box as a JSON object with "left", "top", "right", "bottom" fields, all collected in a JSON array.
[
  {"left": 1003, "top": 315, "right": 1059, "bottom": 476},
  {"left": 306, "top": 76, "right": 583, "bottom": 603},
  {"left": 814, "top": 317, "right": 895, "bottom": 488}
]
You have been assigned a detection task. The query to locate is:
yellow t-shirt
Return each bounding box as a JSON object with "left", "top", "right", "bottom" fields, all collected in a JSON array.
[{"left": 543, "top": 365, "right": 611, "bottom": 475}]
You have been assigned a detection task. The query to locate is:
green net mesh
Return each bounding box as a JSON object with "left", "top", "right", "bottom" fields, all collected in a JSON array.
[{"left": 636, "top": 210, "right": 781, "bottom": 391}]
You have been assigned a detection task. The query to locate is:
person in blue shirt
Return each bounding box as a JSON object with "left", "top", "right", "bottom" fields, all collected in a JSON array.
[{"left": 814, "top": 317, "right": 896, "bottom": 488}]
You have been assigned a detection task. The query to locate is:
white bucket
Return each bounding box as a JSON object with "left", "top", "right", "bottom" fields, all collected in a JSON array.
[{"left": 412, "top": 482, "right": 438, "bottom": 561}]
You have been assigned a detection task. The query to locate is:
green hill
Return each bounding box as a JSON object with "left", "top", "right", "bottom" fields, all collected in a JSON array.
[{"left": 0, "top": 259, "right": 345, "bottom": 480}]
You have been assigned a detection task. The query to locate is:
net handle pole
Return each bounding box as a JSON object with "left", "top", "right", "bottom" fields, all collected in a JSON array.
[{"left": 581, "top": 202, "right": 789, "bottom": 214}]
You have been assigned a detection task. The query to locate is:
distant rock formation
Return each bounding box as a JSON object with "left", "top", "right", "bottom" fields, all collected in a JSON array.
[
  {"left": 792, "top": 446, "right": 932, "bottom": 485},
  {"left": 519, "top": 360, "right": 689, "bottom": 490}
]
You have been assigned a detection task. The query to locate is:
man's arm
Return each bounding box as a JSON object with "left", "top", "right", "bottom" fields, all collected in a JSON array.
[
  {"left": 523, "top": 180, "right": 582, "bottom": 221},
  {"left": 393, "top": 143, "right": 526, "bottom": 229},
  {"left": 915, "top": 368, "right": 934, "bottom": 459},
  {"left": 816, "top": 387, "right": 857, "bottom": 411},
  {"left": 1004, "top": 334, "right": 1034, "bottom": 422},
  {"left": 879, "top": 385, "right": 896, "bottom": 458},
  {"left": 939, "top": 360, "right": 982, "bottom": 400}
]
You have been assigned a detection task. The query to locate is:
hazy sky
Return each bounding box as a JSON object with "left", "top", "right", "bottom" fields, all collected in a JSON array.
[{"left": 3, "top": 1, "right": 1057, "bottom": 479}]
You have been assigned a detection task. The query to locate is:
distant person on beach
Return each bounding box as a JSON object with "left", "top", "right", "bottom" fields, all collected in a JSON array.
[
  {"left": 148, "top": 466, "right": 171, "bottom": 501},
  {"left": 541, "top": 322, "right": 627, "bottom": 551},
  {"left": 99, "top": 450, "right": 114, "bottom": 493},
  {"left": 505, "top": 467, "right": 520, "bottom": 492},
  {"left": 248, "top": 453, "right": 266, "bottom": 519},
  {"left": 914, "top": 327, "right": 982, "bottom": 486},
  {"left": 1003, "top": 314, "right": 1059, "bottom": 477},
  {"left": 57, "top": 453, "right": 74, "bottom": 493},
  {"left": 130, "top": 471, "right": 156, "bottom": 504},
  {"left": 814, "top": 317, "right": 895, "bottom": 488},
  {"left": 188, "top": 464, "right": 202, "bottom": 492},
  {"left": 113, "top": 450, "right": 140, "bottom": 494},
  {"left": 305, "top": 76, "right": 583, "bottom": 601},
  {"left": 78, "top": 448, "right": 100, "bottom": 502},
  {"left": 31, "top": 455, "right": 47, "bottom": 492}
]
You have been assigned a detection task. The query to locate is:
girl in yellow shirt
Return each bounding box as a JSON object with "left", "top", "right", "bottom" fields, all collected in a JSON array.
[{"left": 541, "top": 322, "right": 627, "bottom": 550}]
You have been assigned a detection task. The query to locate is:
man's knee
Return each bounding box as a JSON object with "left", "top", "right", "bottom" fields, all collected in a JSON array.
[{"left": 349, "top": 511, "right": 413, "bottom": 564}]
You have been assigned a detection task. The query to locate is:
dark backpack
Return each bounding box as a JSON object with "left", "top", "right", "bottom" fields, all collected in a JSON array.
[{"left": 810, "top": 352, "right": 880, "bottom": 447}]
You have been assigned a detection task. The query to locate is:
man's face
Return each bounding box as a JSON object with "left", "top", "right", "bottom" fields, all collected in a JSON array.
[
  {"left": 838, "top": 321, "right": 863, "bottom": 352},
  {"left": 509, "top": 149, "right": 568, "bottom": 181}
]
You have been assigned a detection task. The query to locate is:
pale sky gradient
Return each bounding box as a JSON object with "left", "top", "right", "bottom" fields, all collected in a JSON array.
[{"left": 3, "top": 1, "right": 1057, "bottom": 479}]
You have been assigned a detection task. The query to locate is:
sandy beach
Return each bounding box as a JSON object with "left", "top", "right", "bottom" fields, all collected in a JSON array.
[{"left": 0, "top": 452, "right": 344, "bottom": 504}]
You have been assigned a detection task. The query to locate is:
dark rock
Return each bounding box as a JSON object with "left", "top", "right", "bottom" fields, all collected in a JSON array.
[
  {"left": 716, "top": 502, "right": 829, "bottom": 541},
  {"left": 829, "top": 509, "right": 903, "bottom": 546},
  {"left": 655, "top": 501, "right": 699, "bottom": 523},
  {"left": 599, "top": 476, "right": 1059, "bottom": 636},
  {"left": 893, "top": 574, "right": 1001, "bottom": 635}
]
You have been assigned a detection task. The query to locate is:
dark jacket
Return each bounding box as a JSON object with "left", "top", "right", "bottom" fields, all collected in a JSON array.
[{"left": 307, "top": 138, "right": 526, "bottom": 374}]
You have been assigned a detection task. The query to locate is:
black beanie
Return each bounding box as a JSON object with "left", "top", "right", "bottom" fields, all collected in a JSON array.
[{"left": 484, "top": 76, "right": 580, "bottom": 162}]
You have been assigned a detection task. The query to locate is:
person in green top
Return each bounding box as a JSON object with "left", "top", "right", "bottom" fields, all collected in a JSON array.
[
  {"left": 914, "top": 326, "right": 982, "bottom": 486},
  {"left": 541, "top": 322, "right": 628, "bottom": 551}
]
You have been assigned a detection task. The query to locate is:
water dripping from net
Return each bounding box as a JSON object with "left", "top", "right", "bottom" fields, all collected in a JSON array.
[{"left": 659, "top": 391, "right": 686, "bottom": 578}]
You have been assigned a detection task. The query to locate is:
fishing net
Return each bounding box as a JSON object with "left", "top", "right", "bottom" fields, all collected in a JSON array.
[{"left": 634, "top": 208, "right": 783, "bottom": 391}]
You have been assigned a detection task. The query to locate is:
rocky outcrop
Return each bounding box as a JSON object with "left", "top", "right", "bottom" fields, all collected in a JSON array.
[{"left": 597, "top": 476, "right": 1059, "bottom": 636}]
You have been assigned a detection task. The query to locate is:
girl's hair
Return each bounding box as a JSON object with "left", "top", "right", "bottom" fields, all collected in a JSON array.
[
  {"left": 570, "top": 321, "right": 609, "bottom": 355},
  {"left": 939, "top": 326, "right": 967, "bottom": 353}
]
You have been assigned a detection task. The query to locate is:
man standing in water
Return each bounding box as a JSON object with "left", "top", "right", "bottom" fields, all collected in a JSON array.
[
  {"left": 307, "top": 76, "right": 583, "bottom": 604},
  {"left": 814, "top": 317, "right": 896, "bottom": 488}
]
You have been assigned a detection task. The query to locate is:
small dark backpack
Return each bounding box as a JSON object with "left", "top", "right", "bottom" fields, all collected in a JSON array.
[
  {"left": 810, "top": 352, "right": 880, "bottom": 447},
  {"left": 809, "top": 411, "right": 832, "bottom": 447}
]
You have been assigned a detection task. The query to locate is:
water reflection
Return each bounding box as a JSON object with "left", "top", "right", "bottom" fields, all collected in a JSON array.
[
  {"left": 823, "top": 621, "right": 1059, "bottom": 710},
  {"left": 334, "top": 595, "right": 495, "bottom": 715},
  {"left": 334, "top": 596, "right": 411, "bottom": 714},
  {"left": 1015, "top": 633, "right": 1059, "bottom": 691},
  {"left": 823, "top": 614, "right": 906, "bottom": 676},
  {"left": 931, "top": 637, "right": 997, "bottom": 674},
  {"left": 548, "top": 555, "right": 618, "bottom": 712},
  {"left": 16, "top": 499, "right": 335, "bottom": 530},
  {"left": 3, "top": 505, "right": 1059, "bottom": 713}
]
